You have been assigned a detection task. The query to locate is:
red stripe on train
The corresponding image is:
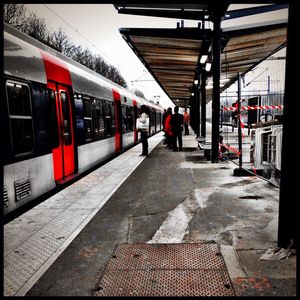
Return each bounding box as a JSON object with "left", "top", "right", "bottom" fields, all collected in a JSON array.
[
  {"left": 112, "top": 89, "right": 122, "bottom": 152},
  {"left": 40, "top": 50, "right": 72, "bottom": 86},
  {"left": 40, "top": 50, "right": 75, "bottom": 181}
]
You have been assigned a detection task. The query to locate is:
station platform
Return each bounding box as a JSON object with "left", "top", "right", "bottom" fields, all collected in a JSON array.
[{"left": 4, "top": 129, "right": 296, "bottom": 297}]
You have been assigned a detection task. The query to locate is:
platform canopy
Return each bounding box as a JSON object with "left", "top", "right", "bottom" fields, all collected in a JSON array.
[
  {"left": 119, "top": 27, "right": 212, "bottom": 108},
  {"left": 115, "top": 4, "right": 287, "bottom": 107}
]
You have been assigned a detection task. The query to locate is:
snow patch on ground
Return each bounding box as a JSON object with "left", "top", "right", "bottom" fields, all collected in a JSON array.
[
  {"left": 148, "top": 189, "right": 214, "bottom": 244},
  {"left": 148, "top": 176, "right": 279, "bottom": 244}
]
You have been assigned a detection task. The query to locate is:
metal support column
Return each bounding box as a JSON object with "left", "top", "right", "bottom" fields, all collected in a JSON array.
[
  {"left": 278, "top": 3, "right": 297, "bottom": 249},
  {"left": 190, "top": 94, "right": 195, "bottom": 133},
  {"left": 211, "top": 13, "right": 221, "bottom": 163},
  {"left": 201, "top": 69, "right": 206, "bottom": 138},
  {"left": 195, "top": 84, "right": 200, "bottom": 137},
  {"left": 237, "top": 73, "right": 243, "bottom": 168},
  {"left": 234, "top": 73, "right": 255, "bottom": 177}
]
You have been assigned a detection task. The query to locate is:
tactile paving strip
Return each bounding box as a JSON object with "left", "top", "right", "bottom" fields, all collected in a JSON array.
[
  {"left": 95, "top": 243, "right": 235, "bottom": 296},
  {"left": 4, "top": 208, "right": 92, "bottom": 296},
  {"left": 4, "top": 133, "right": 164, "bottom": 296}
]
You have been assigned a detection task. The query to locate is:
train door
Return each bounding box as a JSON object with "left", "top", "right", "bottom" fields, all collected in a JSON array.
[
  {"left": 48, "top": 81, "right": 75, "bottom": 181},
  {"left": 113, "top": 89, "right": 122, "bottom": 152}
]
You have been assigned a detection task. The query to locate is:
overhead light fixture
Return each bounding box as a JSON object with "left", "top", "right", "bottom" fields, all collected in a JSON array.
[
  {"left": 205, "top": 63, "right": 211, "bottom": 72},
  {"left": 191, "top": 93, "right": 195, "bottom": 96},
  {"left": 205, "top": 83, "right": 224, "bottom": 89},
  {"left": 200, "top": 55, "right": 208, "bottom": 64},
  {"left": 207, "top": 78, "right": 229, "bottom": 85},
  {"left": 220, "top": 78, "right": 230, "bottom": 83},
  {"left": 194, "top": 79, "right": 198, "bottom": 85}
]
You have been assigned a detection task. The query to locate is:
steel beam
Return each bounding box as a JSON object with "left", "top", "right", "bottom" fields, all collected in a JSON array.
[
  {"left": 224, "top": 4, "right": 288, "bottom": 21},
  {"left": 195, "top": 83, "right": 200, "bottom": 137},
  {"left": 237, "top": 73, "right": 243, "bottom": 168},
  {"left": 211, "top": 13, "right": 222, "bottom": 163},
  {"left": 116, "top": 8, "right": 208, "bottom": 21},
  {"left": 201, "top": 69, "right": 207, "bottom": 138},
  {"left": 278, "top": 2, "right": 297, "bottom": 250}
]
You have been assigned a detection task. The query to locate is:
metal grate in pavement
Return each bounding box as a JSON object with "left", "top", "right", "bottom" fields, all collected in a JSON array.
[{"left": 95, "top": 243, "right": 235, "bottom": 297}]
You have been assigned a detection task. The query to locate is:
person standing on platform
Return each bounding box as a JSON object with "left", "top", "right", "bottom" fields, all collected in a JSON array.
[
  {"left": 162, "top": 108, "right": 167, "bottom": 133},
  {"left": 170, "top": 106, "right": 183, "bottom": 151},
  {"left": 183, "top": 110, "right": 190, "bottom": 135},
  {"left": 138, "top": 105, "right": 150, "bottom": 156},
  {"left": 164, "top": 107, "right": 173, "bottom": 148}
]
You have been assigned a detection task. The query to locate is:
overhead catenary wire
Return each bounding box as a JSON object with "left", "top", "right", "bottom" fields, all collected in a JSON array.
[{"left": 43, "top": 4, "right": 123, "bottom": 71}]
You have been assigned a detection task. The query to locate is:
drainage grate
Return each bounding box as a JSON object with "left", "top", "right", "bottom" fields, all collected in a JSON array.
[
  {"left": 14, "top": 177, "right": 31, "bottom": 201},
  {"left": 95, "top": 243, "right": 235, "bottom": 297},
  {"left": 3, "top": 185, "right": 9, "bottom": 208}
]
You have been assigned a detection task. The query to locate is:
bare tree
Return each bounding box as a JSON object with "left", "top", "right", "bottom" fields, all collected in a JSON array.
[
  {"left": 4, "top": 4, "right": 128, "bottom": 88},
  {"left": 70, "top": 46, "right": 94, "bottom": 70},
  {"left": 94, "top": 55, "right": 109, "bottom": 78},
  {"left": 3, "top": 4, "right": 27, "bottom": 31},
  {"left": 106, "top": 65, "right": 127, "bottom": 88},
  {"left": 23, "top": 12, "right": 49, "bottom": 42},
  {"left": 46, "top": 27, "right": 75, "bottom": 55},
  {"left": 69, "top": 45, "right": 84, "bottom": 63},
  {"left": 133, "top": 89, "right": 146, "bottom": 98}
]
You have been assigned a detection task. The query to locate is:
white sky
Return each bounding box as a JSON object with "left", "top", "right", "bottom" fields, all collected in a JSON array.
[{"left": 24, "top": 4, "right": 288, "bottom": 108}]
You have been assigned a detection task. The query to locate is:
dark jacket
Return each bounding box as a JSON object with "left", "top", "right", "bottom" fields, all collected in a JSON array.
[{"left": 170, "top": 112, "right": 183, "bottom": 133}]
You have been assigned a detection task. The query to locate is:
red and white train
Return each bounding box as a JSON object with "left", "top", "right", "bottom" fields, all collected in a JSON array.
[{"left": 3, "top": 23, "right": 164, "bottom": 216}]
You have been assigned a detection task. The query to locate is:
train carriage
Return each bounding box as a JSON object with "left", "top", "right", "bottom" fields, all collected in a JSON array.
[{"left": 3, "top": 23, "right": 164, "bottom": 215}]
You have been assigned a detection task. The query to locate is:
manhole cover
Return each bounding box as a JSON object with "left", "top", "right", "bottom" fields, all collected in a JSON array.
[{"left": 94, "top": 243, "right": 235, "bottom": 296}]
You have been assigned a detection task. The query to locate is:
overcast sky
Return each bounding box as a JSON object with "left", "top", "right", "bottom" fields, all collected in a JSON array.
[{"left": 24, "top": 4, "right": 288, "bottom": 108}]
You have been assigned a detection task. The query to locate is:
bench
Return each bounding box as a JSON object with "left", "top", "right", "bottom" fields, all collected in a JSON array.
[{"left": 196, "top": 137, "right": 212, "bottom": 160}]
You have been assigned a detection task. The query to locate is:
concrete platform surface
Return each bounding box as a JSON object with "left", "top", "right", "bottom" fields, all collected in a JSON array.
[{"left": 4, "top": 130, "right": 297, "bottom": 297}]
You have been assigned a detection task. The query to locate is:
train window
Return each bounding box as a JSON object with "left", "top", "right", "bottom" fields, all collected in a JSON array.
[
  {"left": 156, "top": 112, "right": 161, "bottom": 129},
  {"left": 6, "top": 81, "right": 34, "bottom": 156},
  {"left": 6, "top": 81, "right": 32, "bottom": 116},
  {"left": 124, "top": 106, "right": 134, "bottom": 132},
  {"left": 121, "top": 105, "right": 126, "bottom": 133},
  {"left": 129, "top": 106, "right": 134, "bottom": 132},
  {"left": 159, "top": 112, "right": 162, "bottom": 130},
  {"left": 133, "top": 106, "right": 138, "bottom": 129},
  {"left": 74, "top": 94, "right": 85, "bottom": 145},
  {"left": 111, "top": 103, "right": 116, "bottom": 135},
  {"left": 93, "top": 99, "right": 105, "bottom": 140},
  {"left": 104, "top": 101, "right": 115, "bottom": 137},
  {"left": 83, "top": 97, "right": 93, "bottom": 141},
  {"left": 60, "top": 91, "right": 72, "bottom": 145},
  {"left": 150, "top": 110, "right": 155, "bottom": 126},
  {"left": 47, "top": 89, "right": 59, "bottom": 148}
]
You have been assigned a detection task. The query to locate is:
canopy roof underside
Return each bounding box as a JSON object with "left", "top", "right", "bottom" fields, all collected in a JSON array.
[{"left": 120, "top": 22, "right": 286, "bottom": 107}]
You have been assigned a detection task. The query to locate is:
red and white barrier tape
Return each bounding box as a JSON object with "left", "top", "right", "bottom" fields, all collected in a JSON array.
[
  {"left": 222, "top": 105, "right": 283, "bottom": 111},
  {"left": 239, "top": 114, "right": 245, "bottom": 139},
  {"left": 219, "top": 143, "right": 240, "bottom": 156},
  {"left": 252, "top": 163, "right": 257, "bottom": 175}
]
